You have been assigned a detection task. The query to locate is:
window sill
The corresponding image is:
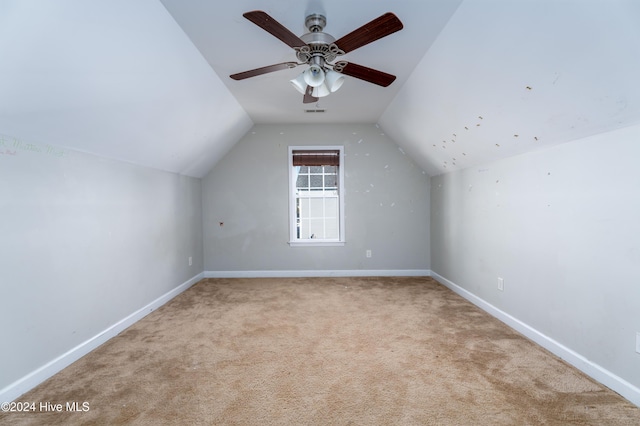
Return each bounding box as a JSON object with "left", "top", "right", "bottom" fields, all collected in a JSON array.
[{"left": 288, "top": 241, "right": 345, "bottom": 247}]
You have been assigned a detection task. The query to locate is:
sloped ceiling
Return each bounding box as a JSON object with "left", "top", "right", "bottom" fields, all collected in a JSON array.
[
  {"left": 0, "top": 0, "right": 253, "bottom": 178},
  {"left": 380, "top": 0, "right": 640, "bottom": 175},
  {"left": 2, "top": 1, "right": 640, "bottom": 178}
]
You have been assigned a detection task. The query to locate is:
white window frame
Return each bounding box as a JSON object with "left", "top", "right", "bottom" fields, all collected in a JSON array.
[{"left": 288, "top": 146, "right": 345, "bottom": 247}]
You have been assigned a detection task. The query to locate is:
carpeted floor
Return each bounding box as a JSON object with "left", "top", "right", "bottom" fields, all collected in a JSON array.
[{"left": 2, "top": 276, "right": 639, "bottom": 425}]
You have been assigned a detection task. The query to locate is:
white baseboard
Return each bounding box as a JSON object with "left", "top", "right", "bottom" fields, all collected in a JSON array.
[
  {"left": 204, "top": 269, "right": 432, "bottom": 278},
  {"left": 431, "top": 271, "right": 640, "bottom": 408},
  {"left": 0, "top": 272, "right": 204, "bottom": 403}
]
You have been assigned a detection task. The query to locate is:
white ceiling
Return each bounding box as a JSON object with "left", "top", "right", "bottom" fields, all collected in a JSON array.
[
  {"left": 0, "top": 0, "right": 252, "bottom": 178},
  {"left": 2, "top": 1, "right": 640, "bottom": 177},
  {"left": 159, "top": 0, "right": 463, "bottom": 124},
  {"left": 380, "top": 0, "right": 640, "bottom": 175}
]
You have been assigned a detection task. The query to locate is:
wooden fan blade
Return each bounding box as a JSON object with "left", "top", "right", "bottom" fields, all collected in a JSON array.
[
  {"left": 230, "top": 62, "right": 298, "bottom": 80},
  {"left": 243, "top": 10, "right": 307, "bottom": 49},
  {"left": 334, "top": 12, "right": 403, "bottom": 54},
  {"left": 337, "top": 62, "right": 396, "bottom": 87},
  {"left": 303, "top": 85, "right": 319, "bottom": 103}
]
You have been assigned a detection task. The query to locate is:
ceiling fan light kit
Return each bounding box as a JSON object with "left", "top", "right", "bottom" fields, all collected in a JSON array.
[
  {"left": 290, "top": 73, "right": 308, "bottom": 94},
  {"left": 324, "top": 70, "right": 345, "bottom": 92},
  {"left": 311, "top": 82, "right": 330, "bottom": 98},
  {"left": 303, "top": 63, "right": 325, "bottom": 87},
  {"left": 230, "top": 10, "right": 403, "bottom": 104},
  {"left": 290, "top": 69, "right": 342, "bottom": 98}
]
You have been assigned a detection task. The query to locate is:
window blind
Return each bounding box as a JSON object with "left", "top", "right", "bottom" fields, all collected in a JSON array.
[{"left": 292, "top": 150, "right": 340, "bottom": 167}]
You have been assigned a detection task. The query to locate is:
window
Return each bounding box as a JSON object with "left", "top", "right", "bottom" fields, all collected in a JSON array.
[{"left": 288, "top": 146, "right": 345, "bottom": 246}]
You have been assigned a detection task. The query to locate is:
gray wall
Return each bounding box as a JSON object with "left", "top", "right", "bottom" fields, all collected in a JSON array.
[
  {"left": 0, "top": 137, "right": 203, "bottom": 391},
  {"left": 202, "top": 123, "right": 430, "bottom": 273},
  {"left": 430, "top": 124, "right": 640, "bottom": 394}
]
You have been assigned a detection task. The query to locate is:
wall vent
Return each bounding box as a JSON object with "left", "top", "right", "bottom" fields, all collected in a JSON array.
[{"left": 304, "top": 109, "right": 326, "bottom": 113}]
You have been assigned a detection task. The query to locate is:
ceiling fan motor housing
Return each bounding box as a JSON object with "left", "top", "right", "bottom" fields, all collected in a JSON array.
[{"left": 297, "top": 15, "right": 344, "bottom": 65}]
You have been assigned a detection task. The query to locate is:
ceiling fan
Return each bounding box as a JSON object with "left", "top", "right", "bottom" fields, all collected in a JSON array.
[{"left": 230, "top": 10, "right": 403, "bottom": 103}]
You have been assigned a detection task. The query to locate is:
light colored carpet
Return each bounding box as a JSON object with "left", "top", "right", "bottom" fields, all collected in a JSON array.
[{"left": 2, "top": 276, "right": 639, "bottom": 425}]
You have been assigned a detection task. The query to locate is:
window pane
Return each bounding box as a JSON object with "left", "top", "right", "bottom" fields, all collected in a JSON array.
[
  {"left": 296, "top": 175, "right": 309, "bottom": 189},
  {"left": 325, "top": 197, "right": 338, "bottom": 217},
  {"left": 299, "top": 166, "right": 309, "bottom": 173},
  {"left": 324, "top": 174, "right": 337, "bottom": 188},
  {"left": 324, "top": 217, "right": 339, "bottom": 239},
  {"left": 309, "top": 219, "right": 325, "bottom": 238},
  {"left": 310, "top": 175, "right": 323, "bottom": 188},
  {"left": 308, "top": 198, "right": 324, "bottom": 216},
  {"left": 295, "top": 198, "right": 339, "bottom": 239},
  {"left": 310, "top": 166, "right": 323, "bottom": 173},
  {"left": 295, "top": 198, "right": 301, "bottom": 238},
  {"left": 299, "top": 218, "right": 311, "bottom": 239},
  {"left": 324, "top": 166, "right": 337, "bottom": 173},
  {"left": 298, "top": 198, "right": 310, "bottom": 218}
]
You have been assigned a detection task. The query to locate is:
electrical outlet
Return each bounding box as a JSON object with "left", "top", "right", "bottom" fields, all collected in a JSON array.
[
  {"left": 636, "top": 332, "right": 640, "bottom": 354},
  {"left": 497, "top": 277, "right": 504, "bottom": 291},
  {"left": 366, "top": 250, "right": 372, "bottom": 258},
  {"left": 188, "top": 256, "right": 192, "bottom": 266}
]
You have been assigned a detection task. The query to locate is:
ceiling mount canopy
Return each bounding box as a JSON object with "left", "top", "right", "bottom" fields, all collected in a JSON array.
[{"left": 230, "top": 10, "right": 403, "bottom": 104}]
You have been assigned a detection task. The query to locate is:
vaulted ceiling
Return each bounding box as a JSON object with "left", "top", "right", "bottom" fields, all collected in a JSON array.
[
  {"left": 2, "top": 0, "right": 639, "bottom": 177},
  {"left": 159, "top": 0, "right": 462, "bottom": 125}
]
